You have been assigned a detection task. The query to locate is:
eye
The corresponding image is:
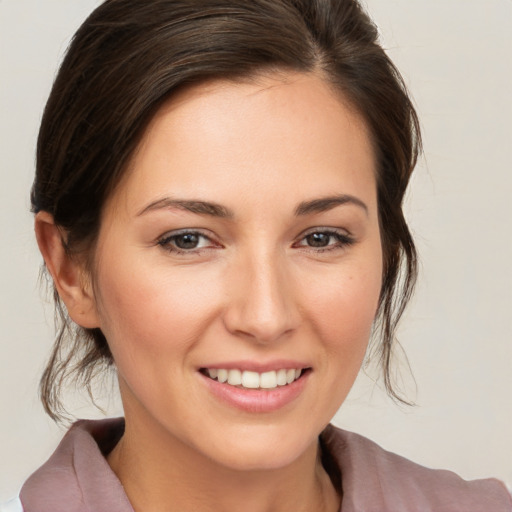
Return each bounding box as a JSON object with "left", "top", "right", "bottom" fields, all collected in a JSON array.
[
  {"left": 157, "top": 230, "right": 215, "bottom": 253},
  {"left": 304, "top": 232, "right": 332, "bottom": 248},
  {"left": 294, "top": 229, "right": 354, "bottom": 251}
]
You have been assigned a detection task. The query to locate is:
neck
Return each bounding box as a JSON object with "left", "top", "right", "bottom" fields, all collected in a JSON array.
[{"left": 107, "top": 413, "right": 339, "bottom": 512}]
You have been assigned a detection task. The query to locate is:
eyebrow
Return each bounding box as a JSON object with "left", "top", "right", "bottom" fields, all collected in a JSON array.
[
  {"left": 294, "top": 195, "right": 368, "bottom": 216},
  {"left": 137, "top": 194, "right": 368, "bottom": 218},
  {"left": 137, "top": 198, "right": 234, "bottom": 218}
]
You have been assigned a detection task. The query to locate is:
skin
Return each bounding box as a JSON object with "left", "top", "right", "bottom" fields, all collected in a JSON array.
[{"left": 36, "top": 72, "right": 383, "bottom": 512}]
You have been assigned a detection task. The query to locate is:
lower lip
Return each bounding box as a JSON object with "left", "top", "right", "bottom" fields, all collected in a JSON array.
[{"left": 200, "top": 372, "right": 309, "bottom": 413}]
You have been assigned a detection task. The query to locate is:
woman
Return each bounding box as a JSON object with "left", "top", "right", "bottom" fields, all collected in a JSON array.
[{"left": 2, "top": 0, "right": 511, "bottom": 510}]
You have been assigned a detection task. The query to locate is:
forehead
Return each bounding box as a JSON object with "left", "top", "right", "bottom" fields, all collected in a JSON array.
[{"left": 111, "top": 71, "right": 377, "bottom": 217}]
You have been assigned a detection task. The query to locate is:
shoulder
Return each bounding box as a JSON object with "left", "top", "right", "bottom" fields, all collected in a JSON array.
[{"left": 321, "top": 424, "right": 512, "bottom": 512}]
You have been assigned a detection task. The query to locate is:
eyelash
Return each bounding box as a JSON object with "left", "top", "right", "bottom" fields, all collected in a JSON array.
[
  {"left": 157, "top": 230, "right": 216, "bottom": 255},
  {"left": 156, "top": 228, "right": 355, "bottom": 255},
  {"left": 293, "top": 229, "right": 355, "bottom": 253}
]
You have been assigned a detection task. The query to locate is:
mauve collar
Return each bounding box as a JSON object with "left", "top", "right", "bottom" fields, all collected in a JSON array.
[
  {"left": 320, "top": 424, "right": 512, "bottom": 512},
  {"left": 19, "top": 418, "right": 512, "bottom": 512},
  {"left": 20, "top": 418, "right": 133, "bottom": 512},
  {"left": 19, "top": 419, "right": 345, "bottom": 512}
]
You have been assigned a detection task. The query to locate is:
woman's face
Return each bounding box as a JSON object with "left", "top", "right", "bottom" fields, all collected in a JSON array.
[{"left": 91, "top": 72, "right": 382, "bottom": 470}]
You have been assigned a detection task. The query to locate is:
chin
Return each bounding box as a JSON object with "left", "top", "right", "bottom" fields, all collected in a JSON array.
[{"left": 191, "top": 422, "right": 320, "bottom": 472}]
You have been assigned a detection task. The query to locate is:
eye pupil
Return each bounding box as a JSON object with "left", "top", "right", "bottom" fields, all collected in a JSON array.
[
  {"left": 175, "top": 233, "right": 199, "bottom": 249},
  {"left": 306, "top": 233, "right": 330, "bottom": 247}
]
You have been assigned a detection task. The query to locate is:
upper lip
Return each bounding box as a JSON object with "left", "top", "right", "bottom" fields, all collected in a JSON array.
[{"left": 198, "top": 360, "right": 311, "bottom": 373}]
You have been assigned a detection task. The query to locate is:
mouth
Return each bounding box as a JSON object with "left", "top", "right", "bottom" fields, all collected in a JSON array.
[{"left": 199, "top": 367, "right": 310, "bottom": 390}]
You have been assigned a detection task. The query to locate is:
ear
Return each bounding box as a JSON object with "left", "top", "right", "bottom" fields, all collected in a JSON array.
[{"left": 35, "top": 211, "right": 100, "bottom": 329}]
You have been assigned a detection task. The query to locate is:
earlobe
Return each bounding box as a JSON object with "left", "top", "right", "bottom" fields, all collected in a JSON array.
[{"left": 34, "top": 211, "right": 100, "bottom": 329}]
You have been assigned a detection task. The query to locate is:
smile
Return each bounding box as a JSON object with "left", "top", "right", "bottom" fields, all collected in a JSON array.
[{"left": 202, "top": 368, "right": 304, "bottom": 390}]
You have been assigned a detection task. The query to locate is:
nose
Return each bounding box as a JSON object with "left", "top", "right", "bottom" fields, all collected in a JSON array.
[{"left": 222, "top": 248, "right": 300, "bottom": 344}]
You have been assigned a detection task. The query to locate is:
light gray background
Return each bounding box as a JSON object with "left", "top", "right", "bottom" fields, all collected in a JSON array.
[{"left": 1, "top": 0, "right": 511, "bottom": 500}]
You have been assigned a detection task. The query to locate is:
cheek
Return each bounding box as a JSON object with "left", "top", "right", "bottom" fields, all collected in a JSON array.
[
  {"left": 288, "top": 256, "right": 382, "bottom": 424},
  {"left": 318, "top": 286, "right": 377, "bottom": 380},
  {"left": 93, "top": 256, "right": 222, "bottom": 368},
  {"left": 300, "top": 252, "right": 382, "bottom": 398},
  {"left": 306, "top": 261, "right": 381, "bottom": 343}
]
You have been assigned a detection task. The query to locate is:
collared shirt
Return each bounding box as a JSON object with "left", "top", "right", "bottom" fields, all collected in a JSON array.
[{"left": 5, "top": 418, "right": 511, "bottom": 512}]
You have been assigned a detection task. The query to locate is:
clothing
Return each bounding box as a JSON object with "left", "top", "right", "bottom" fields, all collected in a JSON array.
[
  {"left": 8, "top": 418, "right": 512, "bottom": 512},
  {"left": 0, "top": 498, "right": 23, "bottom": 512}
]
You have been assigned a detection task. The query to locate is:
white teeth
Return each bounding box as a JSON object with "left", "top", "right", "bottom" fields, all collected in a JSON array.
[
  {"left": 205, "top": 367, "right": 305, "bottom": 389},
  {"left": 276, "top": 369, "right": 287, "bottom": 386},
  {"left": 260, "top": 371, "right": 277, "bottom": 389},
  {"left": 242, "top": 371, "right": 260, "bottom": 388},
  {"left": 227, "top": 369, "right": 242, "bottom": 386}
]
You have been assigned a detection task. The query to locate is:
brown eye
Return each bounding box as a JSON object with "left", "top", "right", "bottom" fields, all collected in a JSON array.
[
  {"left": 157, "top": 231, "right": 213, "bottom": 253},
  {"left": 295, "top": 229, "right": 355, "bottom": 252},
  {"left": 174, "top": 233, "right": 200, "bottom": 249},
  {"left": 305, "top": 233, "right": 331, "bottom": 247}
]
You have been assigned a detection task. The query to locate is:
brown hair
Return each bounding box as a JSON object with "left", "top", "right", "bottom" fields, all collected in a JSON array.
[{"left": 32, "top": 0, "right": 420, "bottom": 421}]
